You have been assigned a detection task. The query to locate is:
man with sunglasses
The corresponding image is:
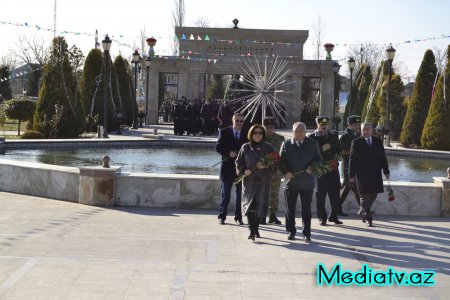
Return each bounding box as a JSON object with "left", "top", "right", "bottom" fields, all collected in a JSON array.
[{"left": 216, "top": 113, "right": 248, "bottom": 225}]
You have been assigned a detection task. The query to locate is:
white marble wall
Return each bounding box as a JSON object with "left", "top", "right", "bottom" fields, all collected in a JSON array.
[
  {"left": 0, "top": 158, "right": 444, "bottom": 217},
  {"left": 0, "top": 159, "right": 79, "bottom": 202},
  {"left": 116, "top": 173, "right": 443, "bottom": 216}
]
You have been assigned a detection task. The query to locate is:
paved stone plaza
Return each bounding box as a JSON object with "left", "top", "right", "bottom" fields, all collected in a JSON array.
[{"left": 0, "top": 191, "right": 449, "bottom": 299}]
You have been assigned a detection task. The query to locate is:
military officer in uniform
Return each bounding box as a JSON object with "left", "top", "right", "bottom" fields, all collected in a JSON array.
[
  {"left": 339, "top": 115, "right": 362, "bottom": 215},
  {"left": 309, "top": 116, "right": 343, "bottom": 226},
  {"left": 262, "top": 117, "right": 285, "bottom": 225}
]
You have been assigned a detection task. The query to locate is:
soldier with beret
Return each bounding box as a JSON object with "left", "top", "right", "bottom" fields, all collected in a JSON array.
[
  {"left": 262, "top": 117, "right": 285, "bottom": 225},
  {"left": 339, "top": 115, "right": 362, "bottom": 215},
  {"left": 309, "top": 116, "right": 343, "bottom": 226}
]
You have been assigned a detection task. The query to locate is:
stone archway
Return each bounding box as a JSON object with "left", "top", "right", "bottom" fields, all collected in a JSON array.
[{"left": 145, "top": 26, "right": 335, "bottom": 127}]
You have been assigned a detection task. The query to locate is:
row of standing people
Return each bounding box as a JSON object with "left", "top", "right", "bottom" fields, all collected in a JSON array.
[
  {"left": 170, "top": 98, "right": 286, "bottom": 136},
  {"left": 170, "top": 98, "right": 239, "bottom": 136},
  {"left": 216, "top": 113, "right": 390, "bottom": 242}
]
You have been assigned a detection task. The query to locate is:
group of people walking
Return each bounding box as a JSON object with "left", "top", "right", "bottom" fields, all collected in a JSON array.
[{"left": 215, "top": 113, "right": 390, "bottom": 242}]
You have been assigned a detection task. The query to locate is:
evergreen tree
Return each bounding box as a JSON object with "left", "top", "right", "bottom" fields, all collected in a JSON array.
[
  {"left": 26, "top": 64, "right": 42, "bottom": 97},
  {"left": 382, "top": 74, "right": 406, "bottom": 139},
  {"left": 400, "top": 50, "right": 437, "bottom": 146},
  {"left": 343, "top": 65, "right": 372, "bottom": 122},
  {"left": 364, "top": 61, "right": 389, "bottom": 125},
  {"left": 207, "top": 74, "right": 226, "bottom": 99},
  {"left": 421, "top": 45, "right": 450, "bottom": 150},
  {"left": 224, "top": 74, "right": 247, "bottom": 100},
  {"left": 342, "top": 68, "right": 361, "bottom": 122},
  {"left": 354, "top": 65, "right": 372, "bottom": 117},
  {"left": 33, "top": 36, "right": 85, "bottom": 138},
  {"left": 113, "top": 55, "right": 135, "bottom": 125},
  {"left": 0, "top": 65, "right": 12, "bottom": 101}
]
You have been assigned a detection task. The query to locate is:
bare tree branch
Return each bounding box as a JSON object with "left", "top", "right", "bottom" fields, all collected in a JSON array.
[
  {"left": 170, "top": 0, "right": 185, "bottom": 55},
  {"left": 194, "top": 17, "right": 209, "bottom": 28},
  {"left": 311, "top": 15, "right": 326, "bottom": 60},
  {"left": 346, "top": 42, "right": 384, "bottom": 76},
  {"left": 9, "top": 35, "right": 49, "bottom": 66},
  {"left": 433, "top": 46, "right": 448, "bottom": 72}
]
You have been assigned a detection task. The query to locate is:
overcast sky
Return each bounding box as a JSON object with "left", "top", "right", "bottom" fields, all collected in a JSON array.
[{"left": 1, "top": 0, "right": 449, "bottom": 79}]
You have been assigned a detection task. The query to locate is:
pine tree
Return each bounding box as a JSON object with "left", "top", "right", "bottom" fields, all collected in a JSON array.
[
  {"left": 113, "top": 55, "right": 135, "bottom": 125},
  {"left": 34, "top": 37, "right": 85, "bottom": 138},
  {"left": 343, "top": 67, "right": 362, "bottom": 122},
  {"left": 362, "top": 63, "right": 383, "bottom": 121},
  {"left": 400, "top": 50, "right": 437, "bottom": 146},
  {"left": 421, "top": 45, "right": 450, "bottom": 150},
  {"left": 385, "top": 74, "right": 406, "bottom": 139},
  {"left": 207, "top": 74, "right": 226, "bottom": 99},
  {"left": 224, "top": 74, "right": 247, "bottom": 100},
  {"left": 365, "top": 61, "right": 390, "bottom": 126},
  {"left": 344, "top": 65, "right": 372, "bottom": 122},
  {"left": 80, "top": 49, "right": 103, "bottom": 129},
  {"left": 0, "top": 65, "right": 12, "bottom": 101}
]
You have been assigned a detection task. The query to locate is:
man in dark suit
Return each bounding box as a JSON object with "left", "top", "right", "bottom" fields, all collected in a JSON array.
[
  {"left": 279, "top": 122, "right": 322, "bottom": 242},
  {"left": 215, "top": 113, "right": 248, "bottom": 225},
  {"left": 349, "top": 122, "right": 390, "bottom": 227}
]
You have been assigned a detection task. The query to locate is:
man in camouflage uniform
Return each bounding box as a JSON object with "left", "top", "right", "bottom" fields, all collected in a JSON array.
[
  {"left": 263, "top": 117, "right": 285, "bottom": 225},
  {"left": 309, "top": 116, "right": 343, "bottom": 226},
  {"left": 339, "top": 115, "right": 362, "bottom": 215}
]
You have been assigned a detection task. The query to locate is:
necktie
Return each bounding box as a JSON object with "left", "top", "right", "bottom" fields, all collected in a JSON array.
[
  {"left": 367, "top": 138, "right": 372, "bottom": 146},
  {"left": 235, "top": 131, "right": 239, "bottom": 141}
]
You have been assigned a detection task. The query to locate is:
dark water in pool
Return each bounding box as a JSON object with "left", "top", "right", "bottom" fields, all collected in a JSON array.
[{"left": 1, "top": 147, "right": 448, "bottom": 182}]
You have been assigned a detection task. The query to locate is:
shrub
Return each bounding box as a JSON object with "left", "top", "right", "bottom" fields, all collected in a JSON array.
[{"left": 21, "top": 130, "right": 45, "bottom": 139}]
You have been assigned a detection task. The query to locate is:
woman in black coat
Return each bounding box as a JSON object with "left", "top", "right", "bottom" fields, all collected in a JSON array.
[{"left": 235, "top": 124, "right": 275, "bottom": 241}]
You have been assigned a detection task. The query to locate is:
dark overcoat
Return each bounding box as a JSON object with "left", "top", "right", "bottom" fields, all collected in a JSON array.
[
  {"left": 349, "top": 136, "right": 390, "bottom": 194},
  {"left": 279, "top": 137, "right": 323, "bottom": 190},
  {"left": 215, "top": 126, "right": 249, "bottom": 181},
  {"left": 235, "top": 142, "right": 275, "bottom": 217}
]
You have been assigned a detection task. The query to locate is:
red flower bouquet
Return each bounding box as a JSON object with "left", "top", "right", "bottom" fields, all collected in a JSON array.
[
  {"left": 235, "top": 151, "right": 281, "bottom": 184},
  {"left": 387, "top": 182, "right": 395, "bottom": 201}
]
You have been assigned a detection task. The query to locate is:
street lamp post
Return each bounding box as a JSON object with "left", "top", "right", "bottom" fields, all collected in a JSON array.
[
  {"left": 347, "top": 57, "right": 356, "bottom": 115},
  {"left": 385, "top": 44, "right": 396, "bottom": 146},
  {"left": 144, "top": 58, "right": 151, "bottom": 126},
  {"left": 131, "top": 50, "right": 141, "bottom": 129},
  {"left": 332, "top": 61, "right": 341, "bottom": 130},
  {"left": 145, "top": 37, "right": 157, "bottom": 126},
  {"left": 101, "top": 34, "right": 112, "bottom": 138}
]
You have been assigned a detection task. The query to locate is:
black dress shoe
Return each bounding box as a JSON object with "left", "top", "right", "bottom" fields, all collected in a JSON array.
[
  {"left": 255, "top": 230, "right": 261, "bottom": 238},
  {"left": 303, "top": 236, "right": 311, "bottom": 243},
  {"left": 219, "top": 219, "right": 225, "bottom": 225},
  {"left": 248, "top": 234, "right": 255, "bottom": 241},
  {"left": 319, "top": 220, "right": 327, "bottom": 226},
  {"left": 328, "top": 217, "right": 343, "bottom": 225},
  {"left": 268, "top": 213, "right": 282, "bottom": 225},
  {"left": 234, "top": 217, "right": 244, "bottom": 225},
  {"left": 288, "top": 233, "right": 296, "bottom": 240}
]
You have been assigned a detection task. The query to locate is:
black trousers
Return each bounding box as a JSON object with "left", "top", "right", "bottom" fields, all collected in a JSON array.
[
  {"left": 285, "top": 188, "right": 313, "bottom": 237},
  {"left": 359, "top": 193, "right": 378, "bottom": 221},
  {"left": 316, "top": 170, "right": 340, "bottom": 221}
]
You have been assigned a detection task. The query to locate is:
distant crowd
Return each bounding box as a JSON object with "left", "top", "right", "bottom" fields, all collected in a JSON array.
[{"left": 160, "top": 97, "right": 286, "bottom": 136}]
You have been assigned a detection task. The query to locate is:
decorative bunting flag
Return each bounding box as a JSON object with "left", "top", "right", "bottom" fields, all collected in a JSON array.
[{"left": 181, "top": 33, "right": 186, "bottom": 40}]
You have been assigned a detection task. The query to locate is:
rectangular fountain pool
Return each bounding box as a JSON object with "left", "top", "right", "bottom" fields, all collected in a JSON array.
[{"left": 1, "top": 147, "right": 448, "bottom": 182}]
